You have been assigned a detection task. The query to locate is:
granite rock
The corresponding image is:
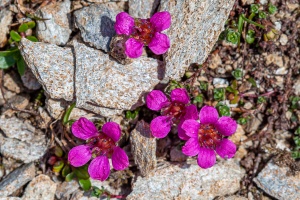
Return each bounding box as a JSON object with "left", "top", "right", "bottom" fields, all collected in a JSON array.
[
  {"left": 159, "top": 0, "right": 235, "bottom": 80},
  {"left": 0, "top": 89, "right": 15, "bottom": 106},
  {"left": 85, "top": 0, "right": 128, "bottom": 3},
  {"left": 0, "top": 9, "right": 12, "bottom": 48},
  {"left": 74, "top": 4, "right": 119, "bottom": 52},
  {"left": 73, "top": 40, "right": 164, "bottom": 110},
  {"left": 55, "top": 180, "right": 79, "bottom": 199},
  {"left": 129, "top": 0, "right": 160, "bottom": 18},
  {"left": 130, "top": 120, "right": 156, "bottom": 176},
  {"left": 19, "top": 38, "right": 74, "bottom": 101},
  {"left": 0, "top": 117, "right": 47, "bottom": 163},
  {"left": 3, "top": 71, "right": 24, "bottom": 94},
  {"left": 23, "top": 175, "right": 57, "bottom": 200},
  {"left": 21, "top": 66, "right": 42, "bottom": 90},
  {"left": 35, "top": 0, "right": 72, "bottom": 45},
  {"left": 0, "top": 163, "right": 35, "bottom": 197},
  {"left": 0, "top": 0, "right": 10, "bottom": 7},
  {"left": 127, "top": 160, "right": 245, "bottom": 200},
  {"left": 254, "top": 162, "right": 300, "bottom": 200}
]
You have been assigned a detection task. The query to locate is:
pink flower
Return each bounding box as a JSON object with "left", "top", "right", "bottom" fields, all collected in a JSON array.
[
  {"left": 114, "top": 11, "right": 171, "bottom": 58},
  {"left": 146, "top": 88, "right": 198, "bottom": 139},
  {"left": 68, "top": 118, "right": 129, "bottom": 181},
  {"left": 180, "top": 106, "right": 237, "bottom": 169}
]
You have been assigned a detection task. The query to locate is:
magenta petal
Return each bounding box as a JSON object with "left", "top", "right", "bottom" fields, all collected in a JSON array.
[
  {"left": 102, "top": 122, "right": 121, "bottom": 142},
  {"left": 182, "top": 137, "right": 201, "bottom": 156},
  {"left": 88, "top": 156, "right": 110, "bottom": 181},
  {"left": 199, "top": 106, "right": 219, "bottom": 125},
  {"left": 177, "top": 121, "right": 190, "bottom": 140},
  {"left": 71, "top": 117, "right": 98, "bottom": 140},
  {"left": 125, "top": 38, "right": 144, "bottom": 58},
  {"left": 183, "top": 104, "right": 198, "bottom": 120},
  {"left": 112, "top": 147, "right": 129, "bottom": 170},
  {"left": 216, "top": 139, "right": 236, "bottom": 159},
  {"left": 181, "top": 119, "right": 200, "bottom": 138},
  {"left": 197, "top": 148, "right": 216, "bottom": 169},
  {"left": 115, "top": 12, "right": 134, "bottom": 35},
  {"left": 148, "top": 32, "right": 170, "bottom": 55},
  {"left": 215, "top": 116, "right": 237, "bottom": 136},
  {"left": 150, "top": 11, "right": 171, "bottom": 32},
  {"left": 146, "top": 90, "right": 170, "bottom": 111},
  {"left": 170, "top": 88, "right": 190, "bottom": 104},
  {"left": 68, "top": 145, "right": 92, "bottom": 167},
  {"left": 150, "top": 116, "right": 172, "bottom": 138}
]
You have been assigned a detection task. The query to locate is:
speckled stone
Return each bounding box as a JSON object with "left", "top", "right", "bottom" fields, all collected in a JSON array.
[
  {"left": 159, "top": 0, "right": 235, "bottom": 80},
  {"left": 74, "top": 3, "right": 119, "bottom": 52},
  {"left": 130, "top": 120, "right": 156, "bottom": 176},
  {"left": 35, "top": 0, "right": 71, "bottom": 45},
  {"left": 23, "top": 175, "right": 57, "bottom": 200},
  {"left": 19, "top": 38, "right": 74, "bottom": 101},
  {"left": 0, "top": 163, "right": 35, "bottom": 197},
  {"left": 254, "top": 162, "right": 300, "bottom": 200},
  {"left": 0, "top": 9, "right": 12, "bottom": 48},
  {"left": 129, "top": 0, "right": 159, "bottom": 18},
  {"left": 0, "top": 117, "right": 47, "bottom": 163},
  {"left": 55, "top": 180, "right": 79, "bottom": 199},
  {"left": 86, "top": 0, "right": 127, "bottom": 3},
  {"left": 127, "top": 160, "right": 245, "bottom": 200},
  {"left": 73, "top": 40, "right": 164, "bottom": 110}
]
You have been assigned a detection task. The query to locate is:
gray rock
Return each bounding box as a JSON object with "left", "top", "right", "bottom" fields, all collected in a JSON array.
[
  {"left": 21, "top": 66, "right": 42, "bottom": 90},
  {"left": 0, "top": 163, "right": 35, "bottom": 197},
  {"left": 73, "top": 40, "right": 164, "bottom": 110},
  {"left": 130, "top": 120, "right": 156, "bottom": 176},
  {"left": 0, "top": 89, "right": 15, "bottom": 106},
  {"left": 0, "top": 9, "right": 12, "bottom": 48},
  {"left": 55, "top": 180, "right": 79, "bottom": 199},
  {"left": 170, "top": 146, "right": 188, "bottom": 162},
  {"left": 0, "top": 117, "right": 47, "bottom": 163},
  {"left": 216, "top": 195, "right": 248, "bottom": 200},
  {"left": 19, "top": 38, "right": 74, "bottom": 101},
  {"left": 7, "top": 94, "right": 30, "bottom": 110},
  {"left": 159, "top": 0, "right": 235, "bottom": 80},
  {"left": 254, "top": 162, "right": 300, "bottom": 200},
  {"left": 3, "top": 71, "right": 24, "bottom": 94},
  {"left": 23, "top": 175, "right": 57, "bottom": 200},
  {"left": 45, "top": 97, "right": 68, "bottom": 119},
  {"left": 0, "top": 0, "right": 10, "bottom": 7},
  {"left": 129, "top": 0, "right": 160, "bottom": 18},
  {"left": 127, "top": 160, "right": 245, "bottom": 200},
  {"left": 36, "top": 0, "right": 71, "bottom": 45},
  {"left": 85, "top": 0, "right": 128, "bottom": 3},
  {"left": 74, "top": 4, "right": 118, "bottom": 52}
]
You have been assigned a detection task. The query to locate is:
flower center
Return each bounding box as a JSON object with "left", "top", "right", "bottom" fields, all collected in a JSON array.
[
  {"left": 87, "top": 133, "right": 116, "bottom": 158},
  {"left": 198, "top": 124, "right": 223, "bottom": 149},
  {"left": 131, "top": 19, "right": 155, "bottom": 45},
  {"left": 161, "top": 101, "right": 186, "bottom": 123}
]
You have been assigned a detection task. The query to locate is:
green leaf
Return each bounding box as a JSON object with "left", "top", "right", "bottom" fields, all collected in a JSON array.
[
  {"left": 53, "top": 161, "right": 65, "bottom": 173},
  {"left": 258, "top": 11, "right": 267, "bottom": 19},
  {"left": 17, "top": 57, "right": 26, "bottom": 76},
  {"left": 216, "top": 103, "right": 230, "bottom": 116},
  {"left": 213, "top": 88, "right": 225, "bottom": 101},
  {"left": 268, "top": 4, "right": 277, "bottom": 14},
  {"left": 250, "top": 4, "right": 259, "bottom": 14},
  {"left": 18, "top": 23, "right": 29, "bottom": 33},
  {"left": 226, "top": 29, "right": 240, "bottom": 44},
  {"left": 0, "top": 47, "right": 19, "bottom": 57},
  {"left": 10, "top": 30, "right": 21, "bottom": 42},
  {"left": 79, "top": 179, "right": 91, "bottom": 191},
  {"left": 54, "top": 146, "right": 63, "bottom": 157},
  {"left": 74, "top": 165, "right": 90, "bottom": 179},
  {"left": 247, "top": 77, "right": 257, "bottom": 87},
  {"left": 26, "top": 21, "right": 36, "bottom": 29},
  {"left": 246, "top": 30, "right": 256, "bottom": 44},
  {"left": 91, "top": 186, "right": 104, "bottom": 198},
  {"left": 26, "top": 36, "right": 38, "bottom": 42},
  {"left": 232, "top": 68, "right": 243, "bottom": 79},
  {"left": 0, "top": 55, "right": 16, "bottom": 69},
  {"left": 237, "top": 117, "right": 248, "bottom": 125},
  {"left": 62, "top": 165, "right": 71, "bottom": 177},
  {"left": 65, "top": 172, "right": 75, "bottom": 182},
  {"left": 63, "top": 102, "right": 76, "bottom": 125}
]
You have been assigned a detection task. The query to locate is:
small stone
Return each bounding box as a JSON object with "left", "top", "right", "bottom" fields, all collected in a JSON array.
[
  {"left": 36, "top": 0, "right": 72, "bottom": 45},
  {"left": 159, "top": 0, "right": 235, "bottom": 80},
  {"left": 274, "top": 67, "right": 288, "bottom": 75},
  {"left": 0, "top": 89, "right": 16, "bottom": 106},
  {"left": 86, "top": 0, "right": 128, "bottom": 3},
  {"left": 128, "top": 159, "right": 245, "bottom": 199},
  {"left": 74, "top": 3, "right": 119, "bottom": 52},
  {"left": 130, "top": 120, "right": 156, "bottom": 176},
  {"left": 109, "top": 35, "right": 133, "bottom": 65},
  {"left": 286, "top": 2, "right": 299, "bottom": 12},
  {"left": 7, "top": 94, "right": 30, "bottom": 110},
  {"left": 0, "top": 117, "right": 47, "bottom": 163},
  {"left": 274, "top": 21, "right": 282, "bottom": 31},
  {"left": 55, "top": 180, "right": 79, "bottom": 199},
  {"left": 20, "top": 38, "right": 74, "bottom": 101},
  {"left": 170, "top": 146, "right": 188, "bottom": 162},
  {"left": 38, "top": 107, "right": 52, "bottom": 129},
  {"left": 259, "top": 0, "right": 268, "bottom": 5},
  {"left": 254, "top": 162, "right": 300, "bottom": 200},
  {"left": 73, "top": 40, "right": 164, "bottom": 111},
  {"left": 246, "top": 115, "right": 262, "bottom": 133},
  {"left": 23, "top": 175, "right": 57, "bottom": 200},
  {"left": 3, "top": 71, "right": 24, "bottom": 94},
  {"left": 209, "top": 53, "right": 222, "bottom": 69},
  {"left": 129, "top": 0, "right": 159, "bottom": 18},
  {"left": 243, "top": 102, "right": 253, "bottom": 110},
  {"left": 21, "top": 66, "right": 42, "bottom": 90},
  {"left": 0, "top": 163, "right": 35, "bottom": 197},
  {"left": 265, "top": 53, "right": 283, "bottom": 68},
  {"left": 293, "top": 78, "right": 300, "bottom": 95},
  {"left": 213, "top": 78, "right": 229, "bottom": 88},
  {"left": 45, "top": 97, "right": 68, "bottom": 119},
  {"left": 279, "top": 34, "right": 288, "bottom": 46},
  {"left": 0, "top": 9, "right": 12, "bottom": 48},
  {"left": 0, "top": 0, "right": 10, "bottom": 7}
]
